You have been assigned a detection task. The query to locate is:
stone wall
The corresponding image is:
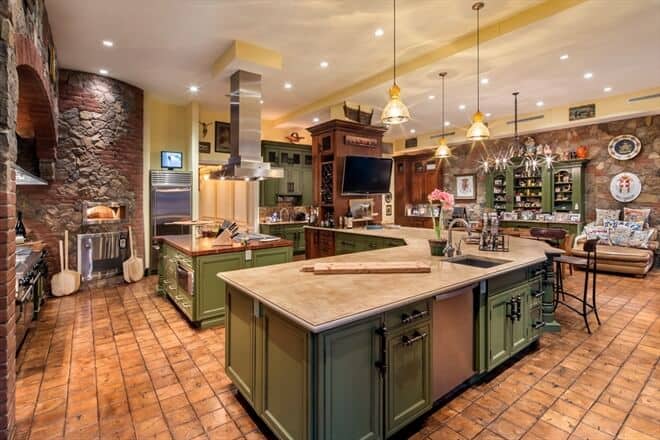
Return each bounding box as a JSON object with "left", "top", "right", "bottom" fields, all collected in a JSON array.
[
  {"left": 17, "top": 70, "right": 144, "bottom": 278},
  {"left": 442, "top": 115, "right": 660, "bottom": 227},
  {"left": 0, "top": 0, "right": 58, "bottom": 438}
]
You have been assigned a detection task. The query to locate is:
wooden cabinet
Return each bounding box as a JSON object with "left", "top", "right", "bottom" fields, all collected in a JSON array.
[
  {"left": 393, "top": 153, "right": 442, "bottom": 228},
  {"left": 484, "top": 159, "right": 588, "bottom": 222},
  {"left": 306, "top": 229, "right": 405, "bottom": 259},
  {"left": 158, "top": 243, "right": 292, "bottom": 328},
  {"left": 260, "top": 141, "right": 313, "bottom": 206},
  {"left": 225, "top": 286, "right": 257, "bottom": 405}
]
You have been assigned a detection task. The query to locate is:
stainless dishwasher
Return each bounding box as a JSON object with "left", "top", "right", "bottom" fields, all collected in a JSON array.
[{"left": 432, "top": 286, "right": 476, "bottom": 401}]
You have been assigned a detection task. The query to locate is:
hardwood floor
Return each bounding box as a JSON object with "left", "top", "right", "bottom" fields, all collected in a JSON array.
[{"left": 15, "top": 270, "right": 660, "bottom": 440}]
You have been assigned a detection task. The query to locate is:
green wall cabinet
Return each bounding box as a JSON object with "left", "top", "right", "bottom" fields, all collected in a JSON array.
[
  {"left": 260, "top": 141, "right": 313, "bottom": 207},
  {"left": 260, "top": 224, "right": 306, "bottom": 254},
  {"left": 158, "top": 243, "right": 292, "bottom": 328}
]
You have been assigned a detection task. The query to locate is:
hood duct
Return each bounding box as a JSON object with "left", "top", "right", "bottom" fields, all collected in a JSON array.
[
  {"left": 212, "top": 70, "right": 284, "bottom": 181},
  {"left": 15, "top": 164, "right": 47, "bottom": 186}
]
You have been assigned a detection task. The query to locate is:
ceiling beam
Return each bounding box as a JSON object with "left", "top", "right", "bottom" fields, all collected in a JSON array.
[
  {"left": 212, "top": 40, "right": 282, "bottom": 78},
  {"left": 272, "top": 0, "right": 588, "bottom": 127}
]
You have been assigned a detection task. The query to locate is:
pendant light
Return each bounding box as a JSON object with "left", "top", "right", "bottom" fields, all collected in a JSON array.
[
  {"left": 381, "top": 0, "right": 410, "bottom": 125},
  {"left": 466, "top": 2, "right": 490, "bottom": 141},
  {"left": 434, "top": 72, "right": 451, "bottom": 159}
]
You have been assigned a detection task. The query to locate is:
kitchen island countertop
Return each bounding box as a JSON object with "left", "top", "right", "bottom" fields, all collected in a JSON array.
[
  {"left": 156, "top": 235, "right": 293, "bottom": 257},
  {"left": 219, "top": 226, "right": 561, "bottom": 332}
]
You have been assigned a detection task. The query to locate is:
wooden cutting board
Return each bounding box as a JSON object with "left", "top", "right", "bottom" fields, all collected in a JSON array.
[{"left": 300, "top": 261, "right": 431, "bottom": 274}]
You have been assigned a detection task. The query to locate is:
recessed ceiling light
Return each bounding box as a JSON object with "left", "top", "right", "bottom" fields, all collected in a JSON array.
[
  {"left": 444, "top": 121, "right": 451, "bottom": 127},
  {"left": 583, "top": 72, "right": 593, "bottom": 79},
  {"left": 284, "top": 82, "right": 293, "bottom": 89},
  {"left": 481, "top": 78, "right": 489, "bottom": 84},
  {"left": 410, "top": 129, "right": 416, "bottom": 134},
  {"left": 459, "top": 104, "right": 466, "bottom": 110},
  {"left": 320, "top": 61, "right": 329, "bottom": 68},
  {"left": 485, "top": 112, "right": 492, "bottom": 117},
  {"left": 313, "top": 117, "right": 320, "bottom": 123},
  {"left": 536, "top": 100, "right": 544, "bottom": 107},
  {"left": 259, "top": 99, "right": 264, "bottom": 104},
  {"left": 428, "top": 95, "right": 436, "bottom": 100},
  {"left": 102, "top": 40, "right": 114, "bottom": 47},
  {"left": 603, "top": 86, "right": 612, "bottom": 93},
  {"left": 374, "top": 28, "right": 384, "bottom": 37},
  {"left": 98, "top": 69, "right": 109, "bottom": 75},
  {"left": 559, "top": 54, "right": 569, "bottom": 60},
  {"left": 189, "top": 85, "right": 199, "bottom": 93}
]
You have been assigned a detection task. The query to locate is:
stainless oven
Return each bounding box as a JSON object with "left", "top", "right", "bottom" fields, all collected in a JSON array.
[
  {"left": 176, "top": 261, "right": 194, "bottom": 297},
  {"left": 16, "top": 271, "right": 39, "bottom": 352}
]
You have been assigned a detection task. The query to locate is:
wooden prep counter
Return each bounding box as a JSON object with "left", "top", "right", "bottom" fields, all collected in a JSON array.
[{"left": 156, "top": 235, "right": 293, "bottom": 327}]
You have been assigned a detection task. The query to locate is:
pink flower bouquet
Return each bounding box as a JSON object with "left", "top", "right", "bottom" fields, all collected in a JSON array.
[{"left": 428, "top": 189, "right": 454, "bottom": 240}]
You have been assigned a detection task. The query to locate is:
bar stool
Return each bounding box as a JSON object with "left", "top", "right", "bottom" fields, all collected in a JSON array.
[
  {"left": 529, "top": 227, "right": 567, "bottom": 247},
  {"left": 553, "top": 238, "right": 601, "bottom": 334}
]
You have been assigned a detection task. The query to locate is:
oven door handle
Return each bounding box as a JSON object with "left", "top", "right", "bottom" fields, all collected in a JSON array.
[
  {"left": 17, "top": 284, "right": 34, "bottom": 304},
  {"left": 176, "top": 263, "right": 195, "bottom": 295}
]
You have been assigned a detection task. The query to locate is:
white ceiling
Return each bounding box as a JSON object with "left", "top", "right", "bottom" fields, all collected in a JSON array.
[{"left": 46, "top": 0, "right": 660, "bottom": 135}]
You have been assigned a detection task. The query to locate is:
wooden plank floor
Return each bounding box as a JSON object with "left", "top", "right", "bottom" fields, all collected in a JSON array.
[{"left": 15, "top": 270, "right": 660, "bottom": 440}]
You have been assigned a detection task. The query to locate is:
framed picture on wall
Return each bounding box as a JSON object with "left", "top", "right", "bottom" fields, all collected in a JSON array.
[
  {"left": 455, "top": 174, "right": 477, "bottom": 201},
  {"left": 199, "top": 141, "right": 211, "bottom": 154},
  {"left": 214, "top": 122, "right": 231, "bottom": 153}
]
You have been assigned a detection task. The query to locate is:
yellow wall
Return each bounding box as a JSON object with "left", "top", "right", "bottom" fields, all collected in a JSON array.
[
  {"left": 145, "top": 94, "right": 189, "bottom": 170},
  {"left": 392, "top": 86, "right": 660, "bottom": 151}
]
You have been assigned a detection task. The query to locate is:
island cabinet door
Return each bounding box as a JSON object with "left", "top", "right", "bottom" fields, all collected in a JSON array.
[
  {"left": 251, "top": 246, "right": 293, "bottom": 268},
  {"left": 225, "top": 287, "right": 257, "bottom": 406},
  {"left": 510, "top": 286, "right": 530, "bottom": 355},
  {"left": 487, "top": 290, "right": 511, "bottom": 370},
  {"left": 196, "top": 253, "right": 246, "bottom": 322},
  {"left": 385, "top": 322, "right": 432, "bottom": 438},
  {"left": 317, "top": 317, "right": 382, "bottom": 440},
  {"left": 257, "top": 307, "right": 312, "bottom": 440}
]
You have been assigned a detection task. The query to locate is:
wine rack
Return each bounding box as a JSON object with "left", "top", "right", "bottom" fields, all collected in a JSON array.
[{"left": 321, "top": 161, "right": 333, "bottom": 205}]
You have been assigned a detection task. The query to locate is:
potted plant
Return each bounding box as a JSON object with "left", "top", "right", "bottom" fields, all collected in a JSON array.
[{"left": 428, "top": 188, "right": 454, "bottom": 256}]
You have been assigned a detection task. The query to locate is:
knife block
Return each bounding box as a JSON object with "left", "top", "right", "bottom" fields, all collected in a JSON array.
[{"left": 212, "top": 228, "right": 234, "bottom": 246}]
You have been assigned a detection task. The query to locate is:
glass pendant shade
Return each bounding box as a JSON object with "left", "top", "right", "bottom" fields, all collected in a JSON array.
[
  {"left": 434, "top": 138, "right": 451, "bottom": 159},
  {"left": 467, "top": 111, "right": 490, "bottom": 141},
  {"left": 381, "top": 84, "right": 410, "bottom": 125}
]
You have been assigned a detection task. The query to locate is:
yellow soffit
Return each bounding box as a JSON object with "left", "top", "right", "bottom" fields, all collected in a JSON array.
[
  {"left": 272, "top": 0, "right": 588, "bottom": 126},
  {"left": 212, "top": 40, "right": 283, "bottom": 77}
]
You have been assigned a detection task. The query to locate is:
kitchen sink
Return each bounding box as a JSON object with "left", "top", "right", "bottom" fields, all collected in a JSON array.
[{"left": 447, "top": 255, "right": 511, "bottom": 268}]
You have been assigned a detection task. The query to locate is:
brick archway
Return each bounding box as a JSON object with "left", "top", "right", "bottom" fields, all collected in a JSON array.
[{"left": 15, "top": 34, "right": 57, "bottom": 160}]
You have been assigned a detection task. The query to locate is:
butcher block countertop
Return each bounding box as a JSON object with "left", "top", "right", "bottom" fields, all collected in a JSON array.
[
  {"left": 156, "top": 235, "right": 293, "bottom": 257},
  {"left": 219, "top": 226, "right": 560, "bottom": 333}
]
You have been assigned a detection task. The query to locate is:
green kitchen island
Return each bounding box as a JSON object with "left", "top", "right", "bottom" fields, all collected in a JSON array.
[
  {"left": 219, "top": 227, "right": 561, "bottom": 439},
  {"left": 156, "top": 235, "right": 292, "bottom": 328}
]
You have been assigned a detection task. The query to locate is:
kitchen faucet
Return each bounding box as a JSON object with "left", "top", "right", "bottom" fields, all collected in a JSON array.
[{"left": 445, "top": 218, "right": 472, "bottom": 257}]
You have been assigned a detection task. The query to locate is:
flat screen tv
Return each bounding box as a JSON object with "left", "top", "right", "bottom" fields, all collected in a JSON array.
[
  {"left": 342, "top": 156, "right": 393, "bottom": 195},
  {"left": 161, "top": 151, "right": 183, "bottom": 169}
]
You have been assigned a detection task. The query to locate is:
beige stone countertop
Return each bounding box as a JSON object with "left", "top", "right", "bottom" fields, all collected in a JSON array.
[{"left": 219, "top": 226, "right": 560, "bottom": 333}]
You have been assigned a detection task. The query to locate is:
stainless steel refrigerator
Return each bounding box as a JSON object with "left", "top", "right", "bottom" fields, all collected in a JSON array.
[{"left": 149, "top": 170, "right": 192, "bottom": 273}]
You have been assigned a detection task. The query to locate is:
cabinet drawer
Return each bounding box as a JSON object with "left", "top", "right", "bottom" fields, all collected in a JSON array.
[{"left": 385, "top": 299, "right": 431, "bottom": 330}]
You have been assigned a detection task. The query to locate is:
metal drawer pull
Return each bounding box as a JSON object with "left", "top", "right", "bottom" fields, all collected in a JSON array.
[
  {"left": 533, "top": 289, "right": 544, "bottom": 298},
  {"left": 532, "top": 321, "right": 546, "bottom": 330},
  {"left": 375, "top": 324, "right": 388, "bottom": 375},
  {"left": 515, "top": 296, "right": 522, "bottom": 321},
  {"left": 402, "top": 331, "right": 427, "bottom": 346},
  {"left": 401, "top": 309, "right": 428, "bottom": 324}
]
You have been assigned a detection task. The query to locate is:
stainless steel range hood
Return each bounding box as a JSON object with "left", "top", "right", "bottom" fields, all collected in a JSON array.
[
  {"left": 212, "top": 70, "right": 283, "bottom": 181},
  {"left": 15, "top": 164, "right": 47, "bottom": 186}
]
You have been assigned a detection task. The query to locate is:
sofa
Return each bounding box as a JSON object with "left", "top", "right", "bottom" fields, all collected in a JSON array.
[{"left": 571, "top": 208, "right": 657, "bottom": 276}]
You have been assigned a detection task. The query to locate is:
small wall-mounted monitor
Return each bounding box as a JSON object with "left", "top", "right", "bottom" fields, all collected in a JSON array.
[{"left": 161, "top": 151, "right": 183, "bottom": 170}]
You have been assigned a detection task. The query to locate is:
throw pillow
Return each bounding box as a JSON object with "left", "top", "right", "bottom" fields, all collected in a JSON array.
[
  {"left": 584, "top": 225, "right": 611, "bottom": 245},
  {"left": 609, "top": 225, "right": 634, "bottom": 247},
  {"left": 595, "top": 208, "right": 620, "bottom": 226},
  {"left": 628, "top": 229, "right": 654, "bottom": 249},
  {"left": 623, "top": 207, "right": 651, "bottom": 228},
  {"left": 603, "top": 219, "right": 643, "bottom": 231}
]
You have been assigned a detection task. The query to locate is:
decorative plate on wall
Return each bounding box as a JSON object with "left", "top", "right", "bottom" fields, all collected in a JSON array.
[
  {"left": 609, "top": 172, "right": 642, "bottom": 203},
  {"left": 608, "top": 135, "right": 641, "bottom": 160}
]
